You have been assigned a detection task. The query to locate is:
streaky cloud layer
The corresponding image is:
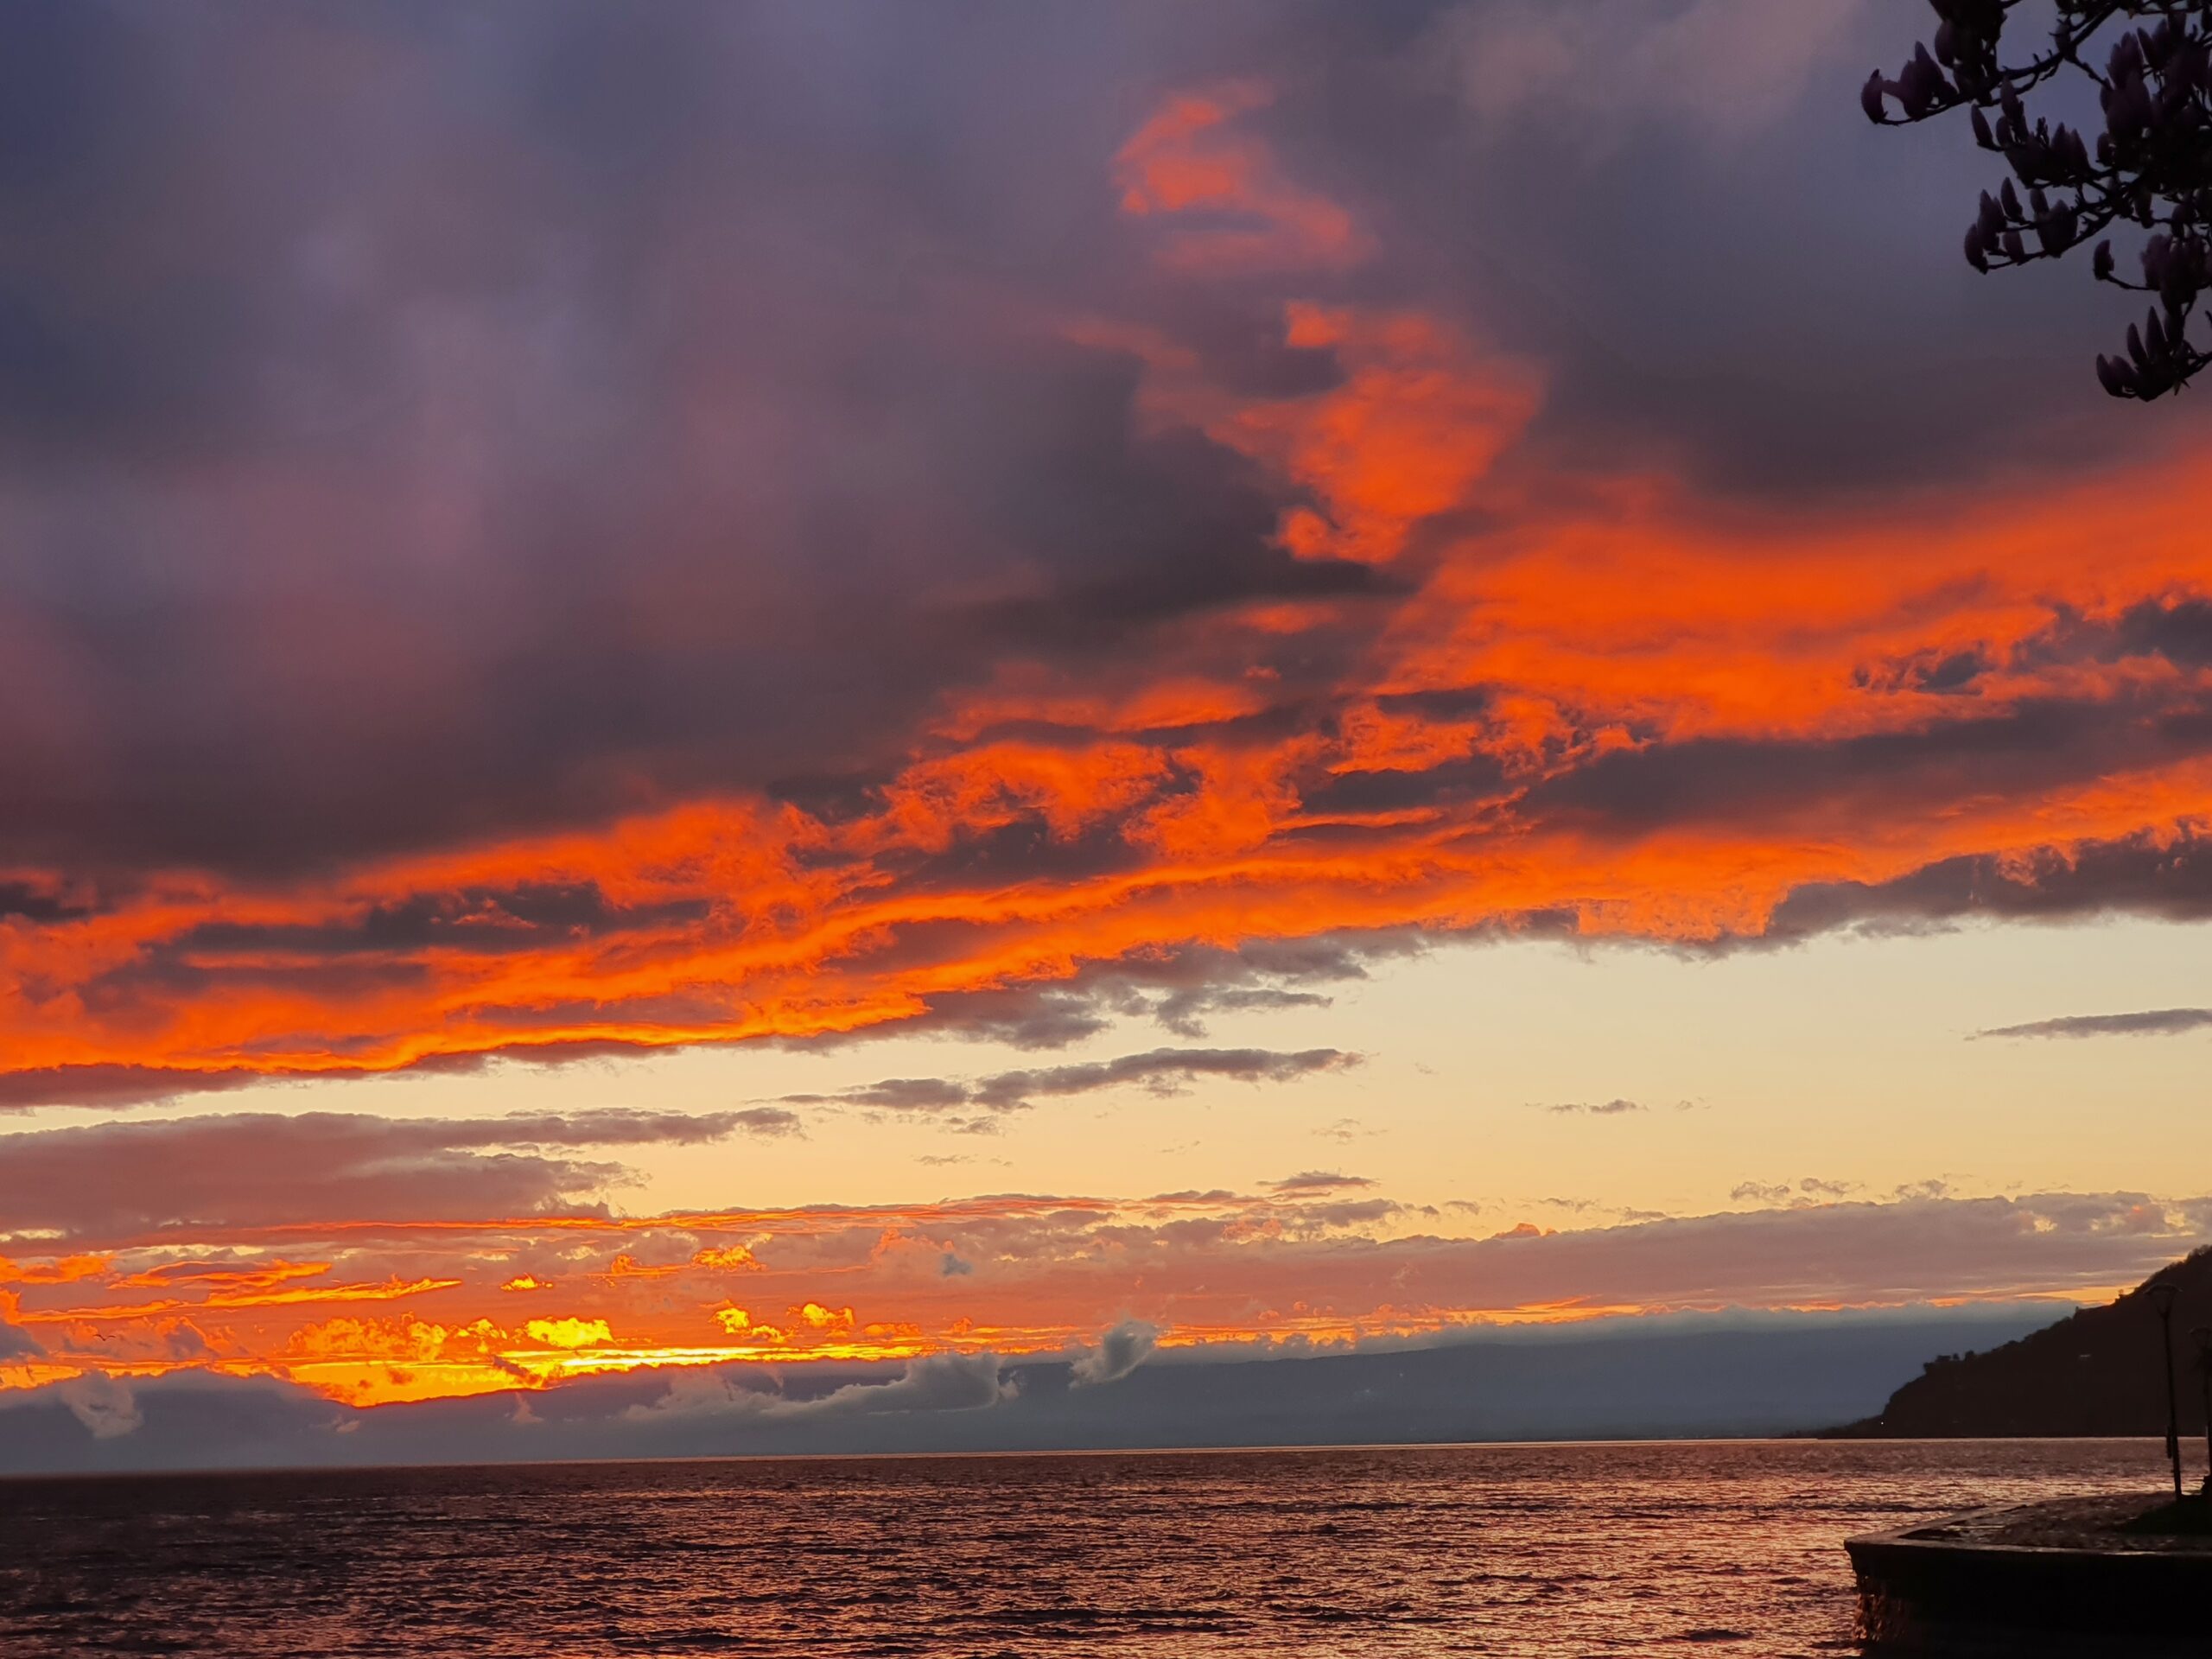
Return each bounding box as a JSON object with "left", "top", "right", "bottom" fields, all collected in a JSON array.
[
  {"left": 3, "top": 4, "right": 2212, "bottom": 1103},
  {"left": 3, "top": 3, "right": 2208, "bottom": 1425},
  {"left": 1, "top": 1107, "right": 2197, "bottom": 1410}
]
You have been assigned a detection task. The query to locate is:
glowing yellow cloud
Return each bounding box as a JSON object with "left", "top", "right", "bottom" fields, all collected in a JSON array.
[{"left": 524, "top": 1317, "right": 613, "bottom": 1350}]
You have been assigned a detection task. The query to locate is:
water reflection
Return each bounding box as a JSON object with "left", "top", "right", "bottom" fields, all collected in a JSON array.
[{"left": 0, "top": 1439, "right": 2165, "bottom": 1656}]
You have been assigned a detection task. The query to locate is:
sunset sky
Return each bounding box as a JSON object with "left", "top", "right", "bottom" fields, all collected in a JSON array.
[{"left": 6, "top": 0, "right": 2212, "bottom": 1444}]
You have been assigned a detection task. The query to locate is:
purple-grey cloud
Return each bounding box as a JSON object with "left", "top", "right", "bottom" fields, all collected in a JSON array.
[
  {"left": 779, "top": 1046, "right": 1357, "bottom": 1116},
  {"left": 1976, "top": 1008, "right": 2212, "bottom": 1040},
  {"left": 0, "top": 1109, "right": 761, "bottom": 1243},
  {"left": 1263, "top": 1170, "right": 1377, "bottom": 1193}
]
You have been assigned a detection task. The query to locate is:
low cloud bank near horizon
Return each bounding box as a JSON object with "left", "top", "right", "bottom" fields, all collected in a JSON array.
[
  {"left": 3, "top": 1176, "right": 2197, "bottom": 1442},
  {"left": 0, "top": 1302, "right": 2071, "bottom": 1477}
]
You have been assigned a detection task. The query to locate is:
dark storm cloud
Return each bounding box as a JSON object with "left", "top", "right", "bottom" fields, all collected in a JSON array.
[
  {"left": 0, "top": 1065, "right": 276, "bottom": 1112},
  {"left": 1975, "top": 1008, "right": 2212, "bottom": 1041},
  {"left": 0, "top": 1109, "right": 765, "bottom": 1242},
  {"left": 3, "top": 0, "right": 2210, "bottom": 1091},
  {"left": 0, "top": 1040, "right": 746, "bottom": 1114},
  {"left": 2017, "top": 596, "right": 2212, "bottom": 671},
  {"left": 174, "top": 885, "right": 714, "bottom": 958},
  {"left": 785, "top": 933, "right": 1414, "bottom": 1055},
  {"left": 1349, "top": 0, "right": 2159, "bottom": 499},
  {"left": 779, "top": 1046, "right": 1356, "bottom": 1117},
  {"left": 1528, "top": 693, "right": 2197, "bottom": 844},
  {"left": 0, "top": 1, "right": 1379, "bottom": 880},
  {"left": 0, "top": 879, "right": 90, "bottom": 922},
  {"left": 1770, "top": 826, "right": 2212, "bottom": 940},
  {"left": 0, "top": 0, "right": 2171, "bottom": 887}
]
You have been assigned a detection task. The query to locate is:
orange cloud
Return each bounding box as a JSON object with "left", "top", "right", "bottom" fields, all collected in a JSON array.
[
  {"left": 18, "top": 1276, "right": 461, "bottom": 1325},
  {"left": 524, "top": 1317, "right": 613, "bottom": 1350},
  {"left": 791, "top": 1301, "right": 855, "bottom": 1334},
  {"left": 1112, "top": 80, "right": 1368, "bottom": 271},
  {"left": 0, "top": 1255, "right": 111, "bottom": 1287},
  {"left": 0, "top": 91, "right": 2206, "bottom": 1109},
  {"left": 1195, "top": 304, "right": 1541, "bottom": 564},
  {"left": 10, "top": 1178, "right": 2198, "bottom": 1412},
  {"left": 691, "top": 1245, "right": 760, "bottom": 1273}
]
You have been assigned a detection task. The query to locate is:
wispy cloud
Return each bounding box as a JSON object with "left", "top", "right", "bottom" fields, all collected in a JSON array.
[
  {"left": 0, "top": 1109, "right": 761, "bottom": 1243},
  {"left": 1262, "top": 1171, "right": 1376, "bottom": 1194},
  {"left": 1975, "top": 1008, "right": 2212, "bottom": 1040},
  {"left": 725, "top": 1107, "right": 805, "bottom": 1139},
  {"left": 1734, "top": 1177, "right": 1864, "bottom": 1205},
  {"left": 779, "top": 1047, "right": 1357, "bottom": 1117}
]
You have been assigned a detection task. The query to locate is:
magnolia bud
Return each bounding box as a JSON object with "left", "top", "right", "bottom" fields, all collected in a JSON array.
[{"left": 1861, "top": 70, "right": 1888, "bottom": 123}]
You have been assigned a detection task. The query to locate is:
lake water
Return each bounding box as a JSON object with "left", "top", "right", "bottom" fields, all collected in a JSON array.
[{"left": 0, "top": 1439, "right": 2171, "bottom": 1656}]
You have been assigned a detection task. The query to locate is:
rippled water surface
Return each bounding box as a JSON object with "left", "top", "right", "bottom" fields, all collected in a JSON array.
[{"left": 0, "top": 1440, "right": 2169, "bottom": 1656}]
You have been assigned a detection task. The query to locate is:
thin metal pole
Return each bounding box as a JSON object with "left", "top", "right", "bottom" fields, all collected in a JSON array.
[
  {"left": 2161, "top": 1300, "right": 2183, "bottom": 1501},
  {"left": 2196, "top": 1330, "right": 2212, "bottom": 1498}
]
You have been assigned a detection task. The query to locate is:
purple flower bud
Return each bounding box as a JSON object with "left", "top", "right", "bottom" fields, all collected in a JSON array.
[
  {"left": 1861, "top": 70, "right": 1888, "bottom": 124},
  {"left": 2144, "top": 233, "right": 2170, "bottom": 287},
  {"left": 2114, "top": 76, "right": 2152, "bottom": 135},
  {"left": 1899, "top": 48, "right": 1944, "bottom": 115},
  {"left": 2094, "top": 239, "right": 2115, "bottom": 281},
  {"left": 2097, "top": 354, "right": 2133, "bottom": 397},
  {"left": 1970, "top": 105, "right": 1995, "bottom": 148}
]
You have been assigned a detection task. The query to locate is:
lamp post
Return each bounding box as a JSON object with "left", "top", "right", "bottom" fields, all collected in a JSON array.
[
  {"left": 2195, "top": 1327, "right": 2212, "bottom": 1500},
  {"left": 2151, "top": 1281, "right": 2183, "bottom": 1502}
]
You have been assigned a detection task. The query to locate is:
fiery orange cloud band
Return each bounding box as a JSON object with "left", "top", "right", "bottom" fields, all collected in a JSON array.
[
  {"left": 3, "top": 424, "right": 2209, "bottom": 1090},
  {"left": 2, "top": 85, "right": 2209, "bottom": 1099},
  {"left": 3, "top": 1185, "right": 2198, "bottom": 1408}
]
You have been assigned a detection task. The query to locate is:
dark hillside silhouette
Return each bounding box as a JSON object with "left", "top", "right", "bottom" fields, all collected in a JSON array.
[{"left": 1831, "top": 1249, "right": 2212, "bottom": 1437}]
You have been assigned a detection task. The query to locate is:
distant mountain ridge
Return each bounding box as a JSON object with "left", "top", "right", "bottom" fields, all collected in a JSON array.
[
  {"left": 1828, "top": 1250, "right": 2212, "bottom": 1439},
  {"left": 0, "top": 1308, "right": 2057, "bottom": 1475}
]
